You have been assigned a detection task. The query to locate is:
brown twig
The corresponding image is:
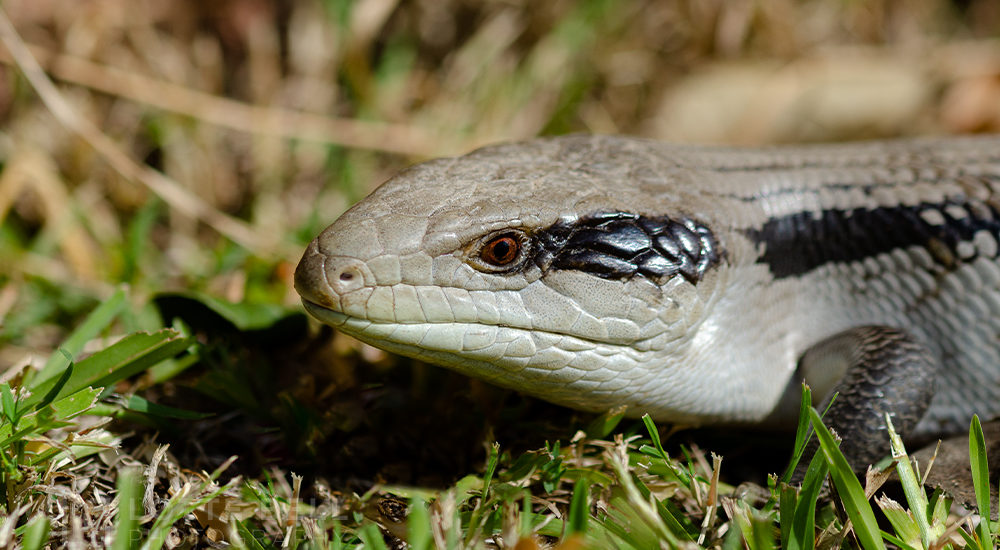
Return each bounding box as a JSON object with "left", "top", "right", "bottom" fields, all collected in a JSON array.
[
  {"left": 0, "top": 8, "right": 292, "bottom": 258},
  {"left": 0, "top": 41, "right": 448, "bottom": 158}
]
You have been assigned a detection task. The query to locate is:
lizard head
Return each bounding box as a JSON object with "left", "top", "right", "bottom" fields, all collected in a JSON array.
[{"left": 295, "top": 135, "right": 737, "bottom": 420}]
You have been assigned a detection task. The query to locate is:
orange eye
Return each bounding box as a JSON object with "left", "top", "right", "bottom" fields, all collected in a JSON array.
[{"left": 480, "top": 234, "right": 521, "bottom": 266}]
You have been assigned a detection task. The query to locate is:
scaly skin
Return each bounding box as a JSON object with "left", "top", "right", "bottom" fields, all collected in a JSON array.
[{"left": 295, "top": 134, "right": 1000, "bottom": 438}]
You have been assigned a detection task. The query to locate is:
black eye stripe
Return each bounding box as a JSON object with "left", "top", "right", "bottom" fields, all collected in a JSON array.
[{"left": 532, "top": 212, "right": 721, "bottom": 284}]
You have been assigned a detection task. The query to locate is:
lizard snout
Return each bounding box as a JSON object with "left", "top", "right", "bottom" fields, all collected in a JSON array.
[{"left": 294, "top": 241, "right": 371, "bottom": 310}]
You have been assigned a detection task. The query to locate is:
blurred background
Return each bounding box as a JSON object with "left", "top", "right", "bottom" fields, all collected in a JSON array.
[
  {"left": 1, "top": 0, "right": 999, "bottom": 350},
  {"left": 0, "top": 0, "right": 998, "bottom": 484}
]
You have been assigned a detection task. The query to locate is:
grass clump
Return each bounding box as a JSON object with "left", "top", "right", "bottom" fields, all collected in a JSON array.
[{"left": 4, "top": 288, "right": 1000, "bottom": 547}]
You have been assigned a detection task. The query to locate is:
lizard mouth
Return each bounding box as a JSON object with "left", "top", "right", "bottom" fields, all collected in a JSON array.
[
  {"left": 300, "top": 299, "right": 364, "bottom": 329},
  {"left": 299, "top": 297, "right": 641, "bottom": 353},
  {"left": 298, "top": 297, "right": 651, "bottom": 410}
]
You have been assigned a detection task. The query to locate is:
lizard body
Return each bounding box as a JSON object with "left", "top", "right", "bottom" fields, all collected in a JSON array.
[{"left": 295, "top": 135, "right": 1000, "bottom": 467}]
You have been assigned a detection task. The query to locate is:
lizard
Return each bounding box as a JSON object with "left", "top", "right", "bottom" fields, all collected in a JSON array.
[{"left": 294, "top": 134, "right": 1000, "bottom": 471}]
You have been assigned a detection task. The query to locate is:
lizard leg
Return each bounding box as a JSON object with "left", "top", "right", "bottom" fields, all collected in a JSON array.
[{"left": 797, "top": 325, "right": 938, "bottom": 474}]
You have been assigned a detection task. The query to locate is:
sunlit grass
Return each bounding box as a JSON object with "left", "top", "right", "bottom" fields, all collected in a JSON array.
[{"left": 3, "top": 287, "right": 999, "bottom": 547}]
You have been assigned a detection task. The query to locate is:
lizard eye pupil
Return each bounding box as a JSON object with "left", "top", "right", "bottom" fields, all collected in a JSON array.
[{"left": 481, "top": 234, "right": 521, "bottom": 266}]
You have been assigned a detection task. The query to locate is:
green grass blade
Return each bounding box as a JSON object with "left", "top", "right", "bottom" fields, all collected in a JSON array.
[
  {"left": 958, "top": 525, "right": 980, "bottom": 548},
  {"left": 885, "top": 414, "right": 929, "bottom": 545},
  {"left": 20, "top": 514, "right": 50, "bottom": 550},
  {"left": 481, "top": 442, "right": 499, "bottom": 500},
  {"left": 879, "top": 530, "right": 918, "bottom": 550},
  {"left": 406, "top": 497, "right": 431, "bottom": 550},
  {"left": 329, "top": 522, "right": 343, "bottom": 550},
  {"left": 122, "top": 198, "right": 161, "bottom": 283},
  {"left": 464, "top": 442, "right": 500, "bottom": 545},
  {"left": 606, "top": 450, "right": 683, "bottom": 548},
  {"left": 585, "top": 406, "right": 626, "bottom": 438},
  {"left": 33, "top": 363, "right": 75, "bottom": 412},
  {"left": 641, "top": 414, "right": 668, "bottom": 459},
  {"left": 121, "top": 395, "right": 212, "bottom": 420},
  {"left": 785, "top": 452, "right": 827, "bottom": 550},
  {"left": 722, "top": 519, "right": 744, "bottom": 550},
  {"left": 654, "top": 498, "right": 698, "bottom": 541},
  {"left": 25, "top": 329, "right": 190, "bottom": 409},
  {"left": 969, "top": 415, "right": 993, "bottom": 547},
  {"left": 875, "top": 496, "right": 920, "bottom": 548},
  {"left": 781, "top": 384, "right": 814, "bottom": 483},
  {"left": 0, "top": 388, "right": 100, "bottom": 446},
  {"left": 520, "top": 492, "right": 532, "bottom": 540},
  {"left": 33, "top": 288, "right": 126, "bottom": 386},
  {"left": 568, "top": 478, "right": 589, "bottom": 535},
  {"left": 747, "top": 507, "right": 777, "bottom": 550},
  {"left": 601, "top": 490, "right": 664, "bottom": 549},
  {"left": 357, "top": 522, "right": 390, "bottom": 550},
  {"left": 113, "top": 467, "right": 143, "bottom": 550},
  {"left": 778, "top": 483, "right": 797, "bottom": 545},
  {"left": 145, "top": 353, "right": 200, "bottom": 385},
  {"left": 807, "top": 408, "right": 886, "bottom": 550},
  {"left": 140, "top": 471, "right": 238, "bottom": 550},
  {"left": 1, "top": 383, "right": 16, "bottom": 424},
  {"left": 234, "top": 520, "right": 272, "bottom": 550},
  {"left": 155, "top": 291, "right": 299, "bottom": 332},
  {"left": 731, "top": 500, "right": 771, "bottom": 550},
  {"left": 46, "top": 387, "right": 102, "bottom": 420}
]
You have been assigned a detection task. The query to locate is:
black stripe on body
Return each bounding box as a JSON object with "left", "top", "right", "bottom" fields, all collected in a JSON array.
[
  {"left": 747, "top": 200, "right": 1000, "bottom": 278},
  {"left": 533, "top": 212, "right": 721, "bottom": 284}
]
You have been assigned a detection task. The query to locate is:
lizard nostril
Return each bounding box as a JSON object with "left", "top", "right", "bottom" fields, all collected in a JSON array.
[{"left": 328, "top": 261, "right": 366, "bottom": 294}]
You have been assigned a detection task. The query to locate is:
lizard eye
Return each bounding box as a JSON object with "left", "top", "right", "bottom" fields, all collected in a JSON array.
[
  {"left": 468, "top": 230, "right": 531, "bottom": 273},
  {"left": 480, "top": 233, "right": 521, "bottom": 266}
]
